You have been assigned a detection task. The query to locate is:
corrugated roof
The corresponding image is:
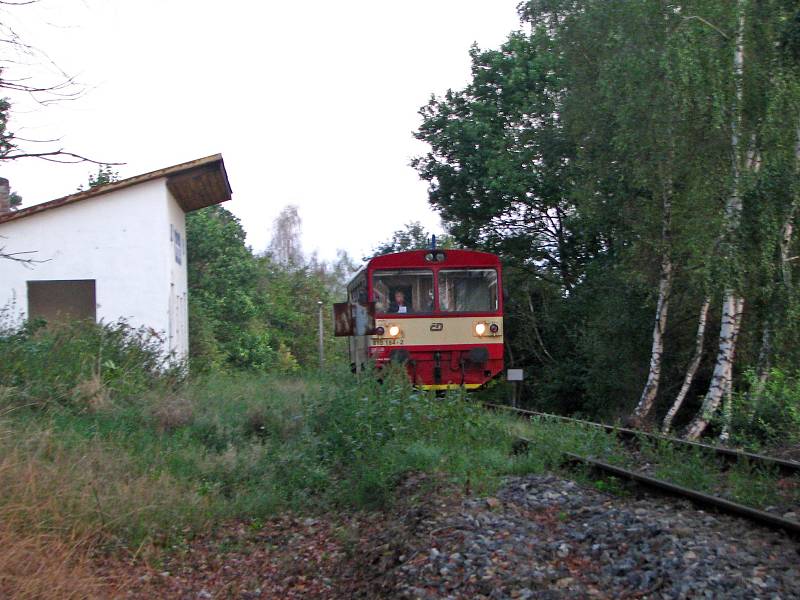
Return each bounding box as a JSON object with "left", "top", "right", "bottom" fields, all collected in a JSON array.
[{"left": 0, "top": 153, "right": 232, "bottom": 225}]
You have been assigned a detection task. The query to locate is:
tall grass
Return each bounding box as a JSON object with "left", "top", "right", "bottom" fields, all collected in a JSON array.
[
  {"left": 0, "top": 319, "right": 179, "bottom": 409},
  {"left": 7, "top": 320, "right": 791, "bottom": 598},
  {"left": 0, "top": 325, "right": 520, "bottom": 552}
]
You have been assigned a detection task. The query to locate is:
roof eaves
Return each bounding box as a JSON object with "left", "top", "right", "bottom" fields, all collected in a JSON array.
[{"left": 0, "top": 153, "right": 229, "bottom": 225}]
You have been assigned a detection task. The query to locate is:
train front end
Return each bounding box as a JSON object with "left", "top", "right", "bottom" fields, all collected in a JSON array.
[{"left": 347, "top": 249, "right": 503, "bottom": 390}]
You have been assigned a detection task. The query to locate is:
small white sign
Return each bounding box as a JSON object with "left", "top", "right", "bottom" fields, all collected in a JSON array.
[{"left": 507, "top": 368, "right": 524, "bottom": 381}]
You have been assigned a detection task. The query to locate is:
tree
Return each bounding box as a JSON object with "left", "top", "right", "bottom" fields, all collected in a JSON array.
[
  {"left": 267, "top": 205, "right": 303, "bottom": 267},
  {"left": 683, "top": 0, "right": 800, "bottom": 439},
  {"left": 0, "top": 2, "right": 116, "bottom": 165},
  {"left": 186, "top": 205, "right": 357, "bottom": 372},
  {"left": 413, "top": 0, "right": 800, "bottom": 437},
  {"left": 77, "top": 165, "right": 120, "bottom": 191},
  {"left": 186, "top": 206, "right": 275, "bottom": 371},
  {"left": 413, "top": 30, "right": 578, "bottom": 289},
  {"left": 368, "top": 221, "right": 453, "bottom": 258}
]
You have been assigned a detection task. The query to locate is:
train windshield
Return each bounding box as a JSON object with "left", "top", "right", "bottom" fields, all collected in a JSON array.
[
  {"left": 438, "top": 269, "right": 498, "bottom": 313},
  {"left": 373, "top": 270, "right": 434, "bottom": 314}
]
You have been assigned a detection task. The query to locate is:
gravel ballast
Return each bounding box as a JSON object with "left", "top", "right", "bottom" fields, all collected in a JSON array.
[{"left": 382, "top": 474, "right": 800, "bottom": 599}]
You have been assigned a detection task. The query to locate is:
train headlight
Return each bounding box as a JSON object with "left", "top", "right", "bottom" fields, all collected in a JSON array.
[
  {"left": 374, "top": 326, "right": 385, "bottom": 336},
  {"left": 489, "top": 323, "right": 499, "bottom": 334},
  {"left": 474, "top": 322, "right": 487, "bottom": 336},
  {"left": 388, "top": 325, "right": 401, "bottom": 337}
]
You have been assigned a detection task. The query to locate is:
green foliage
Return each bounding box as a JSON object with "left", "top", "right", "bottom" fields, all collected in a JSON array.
[
  {"left": 76, "top": 165, "right": 121, "bottom": 192},
  {"left": 641, "top": 438, "right": 721, "bottom": 493},
  {"left": 730, "top": 369, "right": 800, "bottom": 447},
  {"left": 312, "top": 366, "right": 512, "bottom": 504},
  {"left": 414, "top": 0, "right": 800, "bottom": 429},
  {"left": 0, "top": 319, "right": 175, "bottom": 408},
  {"left": 186, "top": 205, "right": 354, "bottom": 372},
  {"left": 0, "top": 366, "right": 519, "bottom": 549},
  {"left": 186, "top": 206, "right": 276, "bottom": 371},
  {"left": 368, "top": 221, "right": 455, "bottom": 259},
  {"left": 87, "top": 165, "right": 119, "bottom": 189},
  {"left": 0, "top": 97, "right": 15, "bottom": 158}
]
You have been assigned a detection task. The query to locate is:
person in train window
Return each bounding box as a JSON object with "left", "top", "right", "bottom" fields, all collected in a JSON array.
[{"left": 389, "top": 290, "right": 410, "bottom": 313}]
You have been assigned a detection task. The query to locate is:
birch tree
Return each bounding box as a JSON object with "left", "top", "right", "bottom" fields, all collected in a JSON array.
[
  {"left": 414, "top": 0, "right": 799, "bottom": 425},
  {"left": 661, "top": 296, "right": 710, "bottom": 433},
  {"left": 685, "top": 1, "right": 748, "bottom": 440},
  {"left": 685, "top": 0, "right": 800, "bottom": 439},
  {"left": 268, "top": 205, "right": 304, "bottom": 267}
]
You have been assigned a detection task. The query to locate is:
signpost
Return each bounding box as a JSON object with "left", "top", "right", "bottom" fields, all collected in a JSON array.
[
  {"left": 317, "top": 300, "right": 324, "bottom": 370},
  {"left": 507, "top": 368, "right": 524, "bottom": 408}
]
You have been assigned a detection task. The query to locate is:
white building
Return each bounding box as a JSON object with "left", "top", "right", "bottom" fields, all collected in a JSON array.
[{"left": 0, "top": 154, "right": 232, "bottom": 361}]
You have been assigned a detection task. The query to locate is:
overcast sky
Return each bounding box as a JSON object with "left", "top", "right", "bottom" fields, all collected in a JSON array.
[{"left": 2, "top": 0, "right": 523, "bottom": 262}]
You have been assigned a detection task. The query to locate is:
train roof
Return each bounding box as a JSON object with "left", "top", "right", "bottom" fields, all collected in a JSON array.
[
  {"left": 367, "top": 248, "right": 500, "bottom": 270},
  {"left": 345, "top": 249, "right": 501, "bottom": 290}
]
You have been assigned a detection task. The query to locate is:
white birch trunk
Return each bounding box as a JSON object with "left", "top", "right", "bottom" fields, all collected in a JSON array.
[
  {"left": 685, "top": 3, "right": 747, "bottom": 441},
  {"left": 661, "top": 296, "right": 710, "bottom": 434},
  {"left": 780, "top": 125, "right": 800, "bottom": 290},
  {"left": 719, "top": 296, "right": 745, "bottom": 442},
  {"left": 632, "top": 170, "right": 674, "bottom": 424},
  {"left": 632, "top": 248, "right": 672, "bottom": 423},
  {"left": 686, "top": 294, "right": 744, "bottom": 440},
  {"left": 782, "top": 217, "right": 795, "bottom": 289},
  {"left": 719, "top": 378, "right": 734, "bottom": 443}
]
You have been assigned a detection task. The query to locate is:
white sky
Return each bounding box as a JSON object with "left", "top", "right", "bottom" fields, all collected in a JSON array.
[{"left": 1, "top": 0, "right": 523, "bottom": 262}]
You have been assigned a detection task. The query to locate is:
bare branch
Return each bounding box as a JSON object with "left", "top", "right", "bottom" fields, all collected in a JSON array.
[
  {"left": 1, "top": 149, "right": 124, "bottom": 165},
  {"left": 0, "top": 246, "right": 48, "bottom": 267},
  {"left": 677, "top": 15, "right": 730, "bottom": 39}
]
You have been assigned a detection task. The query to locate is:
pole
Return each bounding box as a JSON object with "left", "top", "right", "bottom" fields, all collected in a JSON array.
[{"left": 317, "top": 301, "right": 324, "bottom": 370}]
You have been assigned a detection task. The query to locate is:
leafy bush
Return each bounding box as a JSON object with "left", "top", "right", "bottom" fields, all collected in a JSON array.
[
  {"left": 0, "top": 365, "right": 519, "bottom": 554},
  {"left": 0, "top": 319, "right": 177, "bottom": 408},
  {"left": 730, "top": 368, "right": 800, "bottom": 447},
  {"left": 310, "top": 365, "right": 514, "bottom": 506}
]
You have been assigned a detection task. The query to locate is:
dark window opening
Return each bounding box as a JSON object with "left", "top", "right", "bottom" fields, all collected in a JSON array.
[
  {"left": 27, "top": 280, "right": 97, "bottom": 324},
  {"left": 373, "top": 270, "right": 434, "bottom": 314}
]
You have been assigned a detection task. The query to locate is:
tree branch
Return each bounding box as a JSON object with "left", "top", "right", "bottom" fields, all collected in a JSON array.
[{"left": 1, "top": 150, "right": 124, "bottom": 165}]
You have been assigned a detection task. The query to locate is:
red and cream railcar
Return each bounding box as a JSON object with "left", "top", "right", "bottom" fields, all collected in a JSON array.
[{"left": 344, "top": 249, "right": 503, "bottom": 390}]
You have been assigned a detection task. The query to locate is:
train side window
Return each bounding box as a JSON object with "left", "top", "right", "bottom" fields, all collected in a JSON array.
[
  {"left": 348, "top": 274, "right": 367, "bottom": 304},
  {"left": 372, "top": 270, "right": 434, "bottom": 314},
  {"left": 438, "top": 269, "right": 498, "bottom": 312}
]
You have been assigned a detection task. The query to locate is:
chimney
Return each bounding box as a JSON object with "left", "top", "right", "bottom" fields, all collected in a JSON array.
[{"left": 0, "top": 178, "right": 10, "bottom": 214}]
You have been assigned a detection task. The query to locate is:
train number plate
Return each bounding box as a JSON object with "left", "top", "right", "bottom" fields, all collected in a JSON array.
[
  {"left": 430, "top": 323, "right": 443, "bottom": 331},
  {"left": 372, "top": 338, "right": 404, "bottom": 346}
]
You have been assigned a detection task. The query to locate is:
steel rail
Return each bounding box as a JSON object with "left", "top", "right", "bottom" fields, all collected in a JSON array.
[
  {"left": 486, "top": 403, "right": 800, "bottom": 477},
  {"left": 562, "top": 451, "right": 800, "bottom": 537}
]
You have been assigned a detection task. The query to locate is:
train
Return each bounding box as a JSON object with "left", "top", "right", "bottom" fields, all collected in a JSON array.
[{"left": 335, "top": 248, "right": 504, "bottom": 390}]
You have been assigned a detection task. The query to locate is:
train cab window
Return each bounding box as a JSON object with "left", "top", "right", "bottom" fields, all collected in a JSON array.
[
  {"left": 438, "top": 269, "right": 498, "bottom": 313},
  {"left": 373, "top": 270, "right": 434, "bottom": 314}
]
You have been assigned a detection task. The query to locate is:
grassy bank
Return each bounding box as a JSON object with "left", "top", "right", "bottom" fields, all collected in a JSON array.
[
  {"left": 1, "top": 322, "right": 797, "bottom": 597},
  {"left": 2, "top": 361, "right": 796, "bottom": 559},
  {"left": 0, "top": 366, "right": 526, "bottom": 553}
]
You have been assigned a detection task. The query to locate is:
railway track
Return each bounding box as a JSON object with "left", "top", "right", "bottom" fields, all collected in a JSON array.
[
  {"left": 486, "top": 403, "right": 800, "bottom": 476},
  {"left": 488, "top": 403, "right": 800, "bottom": 537}
]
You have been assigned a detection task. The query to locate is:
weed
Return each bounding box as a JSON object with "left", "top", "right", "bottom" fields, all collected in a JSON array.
[
  {"left": 639, "top": 438, "right": 720, "bottom": 493},
  {"left": 725, "top": 461, "right": 785, "bottom": 508}
]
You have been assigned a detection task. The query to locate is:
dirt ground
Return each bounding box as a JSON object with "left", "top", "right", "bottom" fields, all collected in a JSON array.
[{"left": 98, "top": 473, "right": 460, "bottom": 599}]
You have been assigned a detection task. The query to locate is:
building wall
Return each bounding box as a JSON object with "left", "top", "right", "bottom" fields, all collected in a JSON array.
[
  {"left": 0, "top": 178, "right": 188, "bottom": 361},
  {"left": 166, "top": 189, "right": 189, "bottom": 360}
]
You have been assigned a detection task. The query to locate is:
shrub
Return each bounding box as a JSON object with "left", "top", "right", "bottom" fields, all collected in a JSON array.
[
  {"left": 309, "top": 364, "right": 514, "bottom": 506},
  {"left": 731, "top": 368, "right": 800, "bottom": 447},
  {"left": 149, "top": 393, "right": 195, "bottom": 433},
  {"left": 0, "top": 319, "right": 179, "bottom": 409},
  {"left": 0, "top": 365, "right": 518, "bottom": 561}
]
